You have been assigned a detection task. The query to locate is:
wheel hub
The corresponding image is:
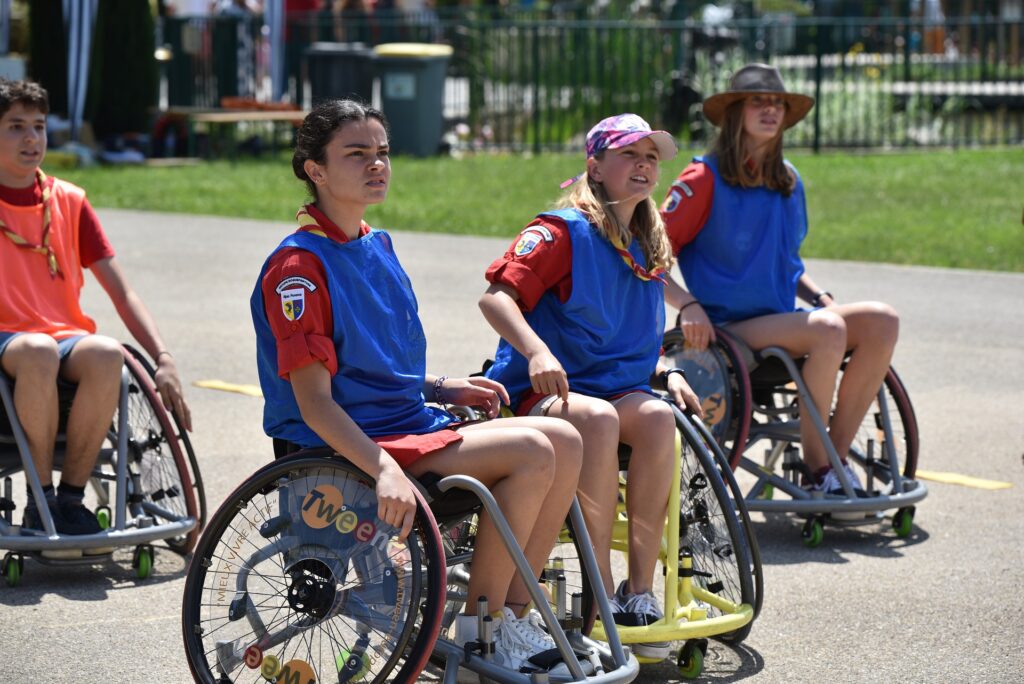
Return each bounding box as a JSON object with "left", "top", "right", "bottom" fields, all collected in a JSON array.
[{"left": 286, "top": 558, "right": 337, "bottom": 621}]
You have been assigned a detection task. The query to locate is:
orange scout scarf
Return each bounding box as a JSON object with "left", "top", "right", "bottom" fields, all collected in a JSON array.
[{"left": 1, "top": 169, "right": 61, "bottom": 278}]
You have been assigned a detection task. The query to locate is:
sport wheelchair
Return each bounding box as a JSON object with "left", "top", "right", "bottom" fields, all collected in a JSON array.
[
  {"left": 0, "top": 344, "right": 206, "bottom": 585},
  {"left": 181, "top": 442, "right": 641, "bottom": 683},
  {"left": 526, "top": 401, "right": 762, "bottom": 680},
  {"left": 661, "top": 326, "right": 927, "bottom": 547}
]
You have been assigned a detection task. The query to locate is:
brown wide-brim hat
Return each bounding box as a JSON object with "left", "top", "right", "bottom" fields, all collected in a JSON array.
[{"left": 702, "top": 63, "right": 815, "bottom": 129}]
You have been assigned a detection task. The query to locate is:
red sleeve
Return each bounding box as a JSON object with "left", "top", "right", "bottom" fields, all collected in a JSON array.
[
  {"left": 77, "top": 198, "right": 115, "bottom": 267},
  {"left": 660, "top": 162, "right": 715, "bottom": 253},
  {"left": 261, "top": 247, "right": 337, "bottom": 380},
  {"left": 485, "top": 217, "right": 572, "bottom": 311}
]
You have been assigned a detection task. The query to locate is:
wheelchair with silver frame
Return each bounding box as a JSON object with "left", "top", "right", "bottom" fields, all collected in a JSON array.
[
  {"left": 661, "top": 326, "right": 927, "bottom": 547},
  {"left": 0, "top": 344, "right": 205, "bottom": 585},
  {"left": 180, "top": 434, "right": 641, "bottom": 683}
]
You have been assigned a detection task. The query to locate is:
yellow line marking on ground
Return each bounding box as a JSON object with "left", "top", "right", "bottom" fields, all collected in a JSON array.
[
  {"left": 193, "top": 379, "right": 263, "bottom": 398},
  {"left": 914, "top": 469, "right": 1013, "bottom": 490}
]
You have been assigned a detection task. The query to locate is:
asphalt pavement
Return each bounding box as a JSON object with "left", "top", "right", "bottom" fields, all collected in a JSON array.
[{"left": 1, "top": 209, "right": 1022, "bottom": 683}]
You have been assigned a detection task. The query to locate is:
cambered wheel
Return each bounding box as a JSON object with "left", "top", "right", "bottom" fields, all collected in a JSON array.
[
  {"left": 181, "top": 453, "right": 446, "bottom": 684},
  {"left": 845, "top": 365, "right": 919, "bottom": 484}
]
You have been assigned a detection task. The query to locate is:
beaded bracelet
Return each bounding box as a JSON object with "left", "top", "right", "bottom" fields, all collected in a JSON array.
[{"left": 433, "top": 375, "right": 448, "bottom": 405}]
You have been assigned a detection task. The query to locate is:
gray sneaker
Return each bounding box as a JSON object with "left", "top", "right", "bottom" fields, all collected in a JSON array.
[{"left": 611, "top": 581, "right": 670, "bottom": 661}]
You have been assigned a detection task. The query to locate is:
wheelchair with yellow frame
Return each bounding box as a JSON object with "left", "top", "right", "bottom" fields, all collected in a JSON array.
[
  {"left": 443, "top": 394, "right": 762, "bottom": 681},
  {"left": 0, "top": 344, "right": 205, "bottom": 586},
  {"left": 181, "top": 436, "right": 641, "bottom": 683},
  {"left": 660, "top": 326, "right": 927, "bottom": 547}
]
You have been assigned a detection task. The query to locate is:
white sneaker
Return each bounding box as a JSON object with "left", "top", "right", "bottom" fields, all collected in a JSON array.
[
  {"left": 495, "top": 607, "right": 572, "bottom": 675},
  {"left": 815, "top": 463, "right": 867, "bottom": 497}
]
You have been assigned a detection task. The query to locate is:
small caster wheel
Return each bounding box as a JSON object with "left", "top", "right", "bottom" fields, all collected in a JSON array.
[
  {"left": 677, "top": 639, "right": 708, "bottom": 680},
  {"left": 757, "top": 483, "right": 774, "bottom": 500},
  {"left": 132, "top": 545, "right": 154, "bottom": 579},
  {"left": 336, "top": 648, "right": 371, "bottom": 680},
  {"left": 892, "top": 506, "right": 915, "bottom": 538},
  {"left": 3, "top": 552, "right": 23, "bottom": 588},
  {"left": 96, "top": 506, "right": 111, "bottom": 530},
  {"left": 801, "top": 517, "right": 824, "bottom": 548}
]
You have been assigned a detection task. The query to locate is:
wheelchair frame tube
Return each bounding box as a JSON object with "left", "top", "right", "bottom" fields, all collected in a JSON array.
[{"left": 113, "top": 367, "right": 130, "bottom": 532}]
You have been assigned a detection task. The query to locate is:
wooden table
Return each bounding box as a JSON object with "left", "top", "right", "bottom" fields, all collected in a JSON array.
[{"left": 185, "top": 109, "right": 309, "bottom": 160}]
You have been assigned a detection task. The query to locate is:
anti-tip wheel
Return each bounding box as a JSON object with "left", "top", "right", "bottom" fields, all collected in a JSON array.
[{"left": 677, "top": 639, "right": 708, "bottom": 680}]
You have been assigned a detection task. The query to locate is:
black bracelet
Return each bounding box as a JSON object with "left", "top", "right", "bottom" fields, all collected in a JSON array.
[
  {"left": 658, "top": 367, "right": 687, "bottom": 387},
  {"left": 679, "top": 300, "right": 701, "bottom": 314},
  {"left": 433, "top": 375, "right": 448, "bottom": 405},
  {"left": 812, "top": 290, "right": 833, "bottom": 306}
]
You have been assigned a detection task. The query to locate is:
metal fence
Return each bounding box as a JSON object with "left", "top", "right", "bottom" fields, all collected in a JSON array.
[{"left": 159, "top": 10, "right": 1024, "bottom": 152}]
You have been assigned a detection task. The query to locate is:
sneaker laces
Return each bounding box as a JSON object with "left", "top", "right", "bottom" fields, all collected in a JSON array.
[
  {"left": 623, "top": 590, "right": 664, "bottom": 621},
  {"left": 493, "top": 610, "right": 535, "bottom": 669},
  {"left": 500, "top": 607, "right": 556, "bottom": 652}
]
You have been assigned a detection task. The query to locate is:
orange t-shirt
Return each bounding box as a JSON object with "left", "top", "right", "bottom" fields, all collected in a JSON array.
[{"left": 0, "top": 179, "right": 96, "bottom": 338}]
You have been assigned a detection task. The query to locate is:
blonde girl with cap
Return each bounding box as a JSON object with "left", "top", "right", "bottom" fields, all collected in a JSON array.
[
  {"left": 480, "top": 113, "right": 703, "bottom": 661},
  {"left": 661, "top": 63, "right": 900, "bottom": 495}
]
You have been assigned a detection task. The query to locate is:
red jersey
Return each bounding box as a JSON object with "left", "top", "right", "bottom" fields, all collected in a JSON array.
[
  {"left": 659, "top": 161, "right": 715, "bottom": 254},
  {"left": 485, "top": 216, "right": 574, "bottom": 310}
]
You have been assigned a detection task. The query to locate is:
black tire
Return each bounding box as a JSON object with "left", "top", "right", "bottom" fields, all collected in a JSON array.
[
  {"left": 124, "top": 344, "right": 208, "bottom": 543},
  {"left": 89, "top": 347, "right": 204, "bottom": 553},
  {"left": 546, "top": 407, "right": 757, "bottom": 644},
  {"left": 687, "top": 413, "right": 763, "bottom": 641},
  {"left": 181, "top": 454, "right": 446, "bottom": 683}
]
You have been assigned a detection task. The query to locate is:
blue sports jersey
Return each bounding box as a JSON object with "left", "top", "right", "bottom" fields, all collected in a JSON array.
[
  {"left": 486, "top": 208, "right": 665, "bottom": 408},
  {"left": 677, "top": 154, "right": 808, "bottom": 325},
  {"left": 251, "top": 229, "right": 453, "bottom": 447}
]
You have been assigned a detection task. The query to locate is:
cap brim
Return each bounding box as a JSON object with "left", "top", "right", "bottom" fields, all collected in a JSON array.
[
  {"left": 606, "top": 130, "right": 678, "bottom": 161},
  {"left": 702, "top": 91, "right": 815, "bottom": 129}
]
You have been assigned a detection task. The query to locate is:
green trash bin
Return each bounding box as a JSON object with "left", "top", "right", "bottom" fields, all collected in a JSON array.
[{"left": 373, "top": 43, "right": 453, "bottom": 157}]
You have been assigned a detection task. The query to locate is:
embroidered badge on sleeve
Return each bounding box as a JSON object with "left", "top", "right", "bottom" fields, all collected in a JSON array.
[
  {"left": 514, "top": 232, "right": 543, "bottom": 256},
  {"left": 280, "top": 288, "right": 306, "bottom": 321}
]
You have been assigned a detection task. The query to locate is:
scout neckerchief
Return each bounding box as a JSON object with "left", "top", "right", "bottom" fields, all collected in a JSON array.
[
  {"left": 606, "top": 227, "right": 666, "bottom": 284},
  {"left": 295, "top": 205, "right": 329, "bottom": 238},
  {"left": 1, "top": 169, "right": 61, "bottom": 278}
]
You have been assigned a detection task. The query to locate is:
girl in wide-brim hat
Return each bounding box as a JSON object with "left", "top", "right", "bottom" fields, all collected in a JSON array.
[{"left": 659, "top": 63, "right": 902, "bottom": 496}]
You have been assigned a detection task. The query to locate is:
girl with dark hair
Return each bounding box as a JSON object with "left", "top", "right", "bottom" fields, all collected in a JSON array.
[
  {"left": 250, "top": 99, "right": 584, "bottom": 675},
  {"left": 661, "top": 63, "right": 900, "bottom": 494},
  {"left": 479, "top": 113, "right": 702, "bottom": 662}
]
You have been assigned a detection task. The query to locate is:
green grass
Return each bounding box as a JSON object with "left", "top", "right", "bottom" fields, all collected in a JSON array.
[{"left": 51, "top": 147, "right": 1024, "bottom": 272}]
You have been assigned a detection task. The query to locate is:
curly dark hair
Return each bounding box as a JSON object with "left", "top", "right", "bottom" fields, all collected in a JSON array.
[
  {"left": 292, "top": 99, "right": 388, "bottom": 199},
  {"left": 0, "top": 79, "right": 49, "bottom": 119}
]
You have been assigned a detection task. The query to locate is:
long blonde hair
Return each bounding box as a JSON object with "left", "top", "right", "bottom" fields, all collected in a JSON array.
[
  {"left": 711, "top": 100, "right": 796, "bottom": 196},
  {"left": 555, "top": 164, "right": 674, "bottom": 274}
]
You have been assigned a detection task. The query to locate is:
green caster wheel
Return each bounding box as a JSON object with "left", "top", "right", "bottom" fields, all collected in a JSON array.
[
  {"left": 336, "top": 648, "right": 371, "bottom": 681},
  {"left": 757, "top": 483, "right": 774, "bottom": 500},
  {"left": 3, "top": 553, "right": 22, "bottom": 588},
  {"left": 677, "top": 639, "right": 707, "bottom": 680},
  {"left": 892, "top": 507, "right": 915, "bottom": 538},
  {"left": 96, "top": 506, "right": 111, "bottom": 530},
  {"left": 133, "top": 545, "right": 153, "bottom": 579},
  {"left": 801, "top": 518, "right": 824, "bottom": 548}
]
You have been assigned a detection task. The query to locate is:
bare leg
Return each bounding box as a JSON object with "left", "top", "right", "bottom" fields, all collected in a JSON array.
[
  {"left": 725, "top": 310, "right": 848, "bottom": 472},
  {"left": 541, "top": 394, "right": 621, "bottom": 595},
  {"left": 616, "top": 393, "right": 675, "bottom": 595},
  {"left": 0, "top": 334, "right": 61, "bottom": 487},
  {"left": 825, "top": 302, "right": 899, "bottom": 457},
  {"left": 59, "top": 336, "right": 124, "bottom": 487},
  {"left": 408, "top": 418, "right": 582, "bottom": 613}
]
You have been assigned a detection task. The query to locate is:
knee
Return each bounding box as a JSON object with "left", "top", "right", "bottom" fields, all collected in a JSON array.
[
  {"left": 9, "top": 335, "right": 60, "bottom": 380},
  {"left": 79, "top": 338, "right": 125, "bottom": 379},
  {"left": 546, "top": 420, "right": 583, "bottom": 478},
  {"left": 577, "top": 400, "right": 620, "bottom": 444},
  {"left": 515, "top": 430, "right": 558, "bottom": 485},
  {"left": 868, "top": 302, "right": 900, "bottom": 346},
  {"left": 633, "top": 401, "right": 677, "bottom": 458},
  {"left": 808, "top": 311, "right": 848, "bottom": 356}
]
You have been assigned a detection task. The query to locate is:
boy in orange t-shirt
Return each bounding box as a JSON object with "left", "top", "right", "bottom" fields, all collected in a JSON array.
[{"left": 0, "top": 79, "right": 191, "bottom": 536}]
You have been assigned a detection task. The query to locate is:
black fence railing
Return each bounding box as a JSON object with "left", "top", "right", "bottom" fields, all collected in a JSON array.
[{"left": 158, "top": 12, "right": 1024, "bottom": 152}]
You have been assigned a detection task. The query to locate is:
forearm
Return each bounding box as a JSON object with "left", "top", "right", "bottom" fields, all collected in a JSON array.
[
  {"left": 479, "top": 285, "right": 551, "bottom": 359},
  {"left": 112, "top": 290, "right": 172, "bottom": 361}
]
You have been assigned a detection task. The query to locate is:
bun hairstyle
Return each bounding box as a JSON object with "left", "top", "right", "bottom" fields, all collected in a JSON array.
[{"left": 292, "top": 99, "right": 388, "bottom": 198}]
